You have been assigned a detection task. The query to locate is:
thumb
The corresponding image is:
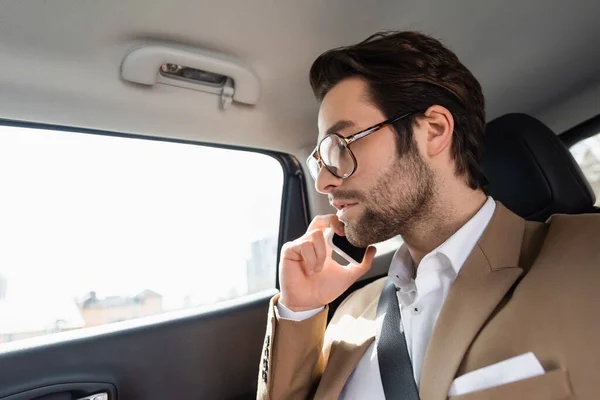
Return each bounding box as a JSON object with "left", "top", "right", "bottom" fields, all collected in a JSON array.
[{"left": 347, "top": 246, "right": 378, "bottom": 280}]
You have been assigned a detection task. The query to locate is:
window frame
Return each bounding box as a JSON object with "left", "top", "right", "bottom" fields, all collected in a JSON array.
[
  {"left": 560, "top": 113, "right": 600, "bottom": 148},
  {"left": 561, "top": 114, "right": 600, "bottom": 207}
]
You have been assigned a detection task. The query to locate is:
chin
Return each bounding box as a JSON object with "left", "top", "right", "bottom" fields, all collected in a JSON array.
[
  {"left": 343, "top": 222, "right": 368, "bottom": 248},
  {"left": 345, "top": 210, "right": 398, "bottom": 247}
]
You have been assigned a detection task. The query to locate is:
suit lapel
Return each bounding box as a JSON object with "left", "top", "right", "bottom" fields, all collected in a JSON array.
[
  {"left": 314, "top": 337, "right": 375, "bottom": 399},
  {"left": 314, "top": 293, "right": 380, "bottom": 399},
  {"left": 419, "top": 202, "right": 526, "bottom": 400}
]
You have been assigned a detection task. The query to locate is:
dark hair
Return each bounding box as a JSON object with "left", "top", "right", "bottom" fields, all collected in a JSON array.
[{"left": 309, "top": 31, "right": 487, "bottom": 190}]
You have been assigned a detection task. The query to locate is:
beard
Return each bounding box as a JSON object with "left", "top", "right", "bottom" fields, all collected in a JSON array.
[{"left": 332, "top": 148, "right": 436, "bottom": 247}]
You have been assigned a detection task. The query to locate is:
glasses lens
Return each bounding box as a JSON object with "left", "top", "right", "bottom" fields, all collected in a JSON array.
[
  {"left": 306, "top": 154, "right": 320, "bottom": 181},
  {"left": 320, "top": 135, "right": 355, "bottom": 178}
]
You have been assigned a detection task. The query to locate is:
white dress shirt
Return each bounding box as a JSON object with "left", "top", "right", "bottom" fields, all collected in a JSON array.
[{"left": 278, "top": 197, "right": 496, "bottom": 399}]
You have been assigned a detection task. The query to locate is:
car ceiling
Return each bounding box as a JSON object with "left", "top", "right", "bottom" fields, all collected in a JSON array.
[{"left": 0, "top": 0, "right": 599, "bottom": 156}]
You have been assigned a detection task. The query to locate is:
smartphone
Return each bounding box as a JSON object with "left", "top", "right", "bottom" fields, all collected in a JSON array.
[{"left": 326, "top": 229, "right": 368, "bottom": 265}]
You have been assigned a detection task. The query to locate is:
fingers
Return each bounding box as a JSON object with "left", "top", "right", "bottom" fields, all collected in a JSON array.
[
  {"left": 310, "top": 230, "right": 327, "bottom": 273},
  {"left": 281, "top": 229, "right": 330, "bottom": 276},
  {"left": 348, "top": 246, "right": 378, "bottom": 279},
  {"left": 362, "top": 246, "right": 378, "bottom": 268},
  {"left": 281, "top": 241, "right": 303, "bottom": 262},
  {"left": 307, "top": 215, "right": 345, "bottom": 236},
  {"left": 298, "top": 241, "right": 317, "bottom": 275},
  {"left": 280, "top": 215, "right": 349, "bottom": 278}
]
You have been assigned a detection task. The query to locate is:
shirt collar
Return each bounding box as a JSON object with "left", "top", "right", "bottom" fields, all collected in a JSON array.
[
  {"left": 388, "top": 196, "right": 496, "bottom": 287},
  {"left": 435, "top": 196, "right": 496, "bottom": 276}
]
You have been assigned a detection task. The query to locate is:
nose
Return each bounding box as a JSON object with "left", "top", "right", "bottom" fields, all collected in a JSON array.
[{"left": 315, "top": 165, "right": 343, "bottom": 194}]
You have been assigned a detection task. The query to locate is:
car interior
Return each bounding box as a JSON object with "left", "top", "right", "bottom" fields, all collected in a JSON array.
[{"left": 0, "top": 1, "right": 599, "bottom": 399}]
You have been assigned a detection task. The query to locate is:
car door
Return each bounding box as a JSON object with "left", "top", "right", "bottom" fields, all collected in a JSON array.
[{"left": 0, "top": 121, "right": 310, "bottom": 400}]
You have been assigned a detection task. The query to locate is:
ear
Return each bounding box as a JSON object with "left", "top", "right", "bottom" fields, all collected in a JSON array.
[{"left": 422, "top": 105, "right": 454, "bottom": 158}]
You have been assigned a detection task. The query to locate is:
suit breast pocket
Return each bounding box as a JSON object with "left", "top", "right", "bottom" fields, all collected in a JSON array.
[{"left": 448, "top": 369, "right": 573, "bottom": 400}]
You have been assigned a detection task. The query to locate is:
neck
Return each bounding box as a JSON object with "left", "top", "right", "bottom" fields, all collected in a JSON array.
[{"left": 402, "top": 186, "right": 488, "bottom": 267}]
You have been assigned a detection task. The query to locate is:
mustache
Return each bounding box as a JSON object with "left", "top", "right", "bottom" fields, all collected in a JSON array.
[{"left": 329, "top": 190, "right": 366, "bottom": 204}]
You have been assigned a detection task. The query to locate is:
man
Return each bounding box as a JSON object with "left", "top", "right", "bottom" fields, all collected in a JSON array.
[{"left": 257, "top": 31, "right": 600, "bottom": 399}]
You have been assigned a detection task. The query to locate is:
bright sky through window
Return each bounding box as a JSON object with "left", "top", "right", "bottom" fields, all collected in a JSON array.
[{"left": 0, "top": 125, "right": 283, "bottom": 339}]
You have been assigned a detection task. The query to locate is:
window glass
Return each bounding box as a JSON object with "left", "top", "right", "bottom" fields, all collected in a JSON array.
[
  {"left": 570, "top": 133, "right": 600, "bottom": 206},
  {"left": 0, "top": 126, "right": 283, "bottom": 344}
]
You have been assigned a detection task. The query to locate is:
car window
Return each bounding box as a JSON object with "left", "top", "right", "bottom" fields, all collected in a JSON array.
[
  {"left": 570, "top": 132, "right": 600, "bottom": 206},
  {"left": 0, "top": 125, "right": 283, "bottom": 345}
]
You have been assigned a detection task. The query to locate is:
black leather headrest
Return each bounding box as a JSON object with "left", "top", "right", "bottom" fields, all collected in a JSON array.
[{"left": 484, "top": 113, "right": 596, "bottom": 222}]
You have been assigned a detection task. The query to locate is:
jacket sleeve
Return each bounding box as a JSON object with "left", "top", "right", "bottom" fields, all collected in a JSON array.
[{"left": 256, "top": 293, "right": 329, "bottom": 400}]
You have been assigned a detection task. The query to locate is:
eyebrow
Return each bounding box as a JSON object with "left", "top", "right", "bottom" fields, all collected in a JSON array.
[{"left": 324, "top": 120, "right": 355, "bottom": 137}]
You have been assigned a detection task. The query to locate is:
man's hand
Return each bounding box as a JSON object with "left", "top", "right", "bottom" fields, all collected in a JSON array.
[{"left": 278, "top": 215, "right": 377, "bottom": 312}]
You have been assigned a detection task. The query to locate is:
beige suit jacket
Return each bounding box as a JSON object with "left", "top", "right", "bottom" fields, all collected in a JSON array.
[{"left": 257, "top": 202, "right": 600, "bottom": 399}]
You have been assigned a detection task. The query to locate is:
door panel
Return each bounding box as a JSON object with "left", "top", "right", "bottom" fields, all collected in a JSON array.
[
  {"left": 0, "top": 293, "right": 274, "bottom": 400},
  {"left": 2, "top": 382, "right": 117, "bottom": 400}
]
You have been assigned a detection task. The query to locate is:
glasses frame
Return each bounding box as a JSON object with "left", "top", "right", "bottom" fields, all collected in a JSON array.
[{"left": 307, "top": 112, "right": 413, "bottom": 180}]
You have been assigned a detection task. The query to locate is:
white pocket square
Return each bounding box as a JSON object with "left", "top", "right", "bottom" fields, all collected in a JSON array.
[{"left": 448, "top": 352, "right": 545, "bottom": 396}]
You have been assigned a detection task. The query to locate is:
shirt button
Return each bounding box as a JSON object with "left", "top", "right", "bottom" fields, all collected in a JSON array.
[{"left": 411, "top": 306, "right": 422, "bottom": 315}]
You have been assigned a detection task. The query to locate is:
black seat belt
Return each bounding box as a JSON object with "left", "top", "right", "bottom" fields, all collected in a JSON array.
[{"left": 376, "top": 280, "right": 420, "bottom": 400}]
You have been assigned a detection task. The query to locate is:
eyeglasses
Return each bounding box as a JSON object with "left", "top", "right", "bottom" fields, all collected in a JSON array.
[{"left": 306, "top": 112, "right": 412, "bottom": 181}]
